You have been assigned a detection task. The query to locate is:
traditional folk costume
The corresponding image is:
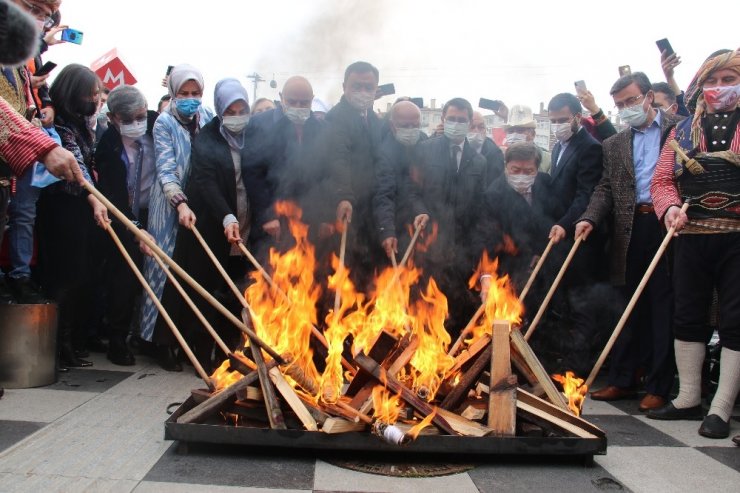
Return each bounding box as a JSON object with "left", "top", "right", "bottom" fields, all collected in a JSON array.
[{"left": 649, "top": 50, "right": 740, "bottom": 438}]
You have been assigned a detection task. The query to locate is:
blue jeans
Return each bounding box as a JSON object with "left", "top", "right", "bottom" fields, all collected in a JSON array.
[{"left": 7, "top": 168, "right": 41, "bottom": 279}]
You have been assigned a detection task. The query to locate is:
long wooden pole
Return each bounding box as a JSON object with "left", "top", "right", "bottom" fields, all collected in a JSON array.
[
  {"left": 191, "top": 225, "right": 247, "bottom": 309},
  {"left": 236, "top": 241, "right": 355, "bottom": 375},
  {"left": 448, "top": 238, "right": 556, "bottom": 356},
  {"left": 152, "top": 254, "right": 231, "bottom": 356},
  {"left": 106, "top": 226, "right": 213, "bottom": 389},
  {"left": 585, "top": 202, "right": 689, "bottom": 388},
  {"left": 333, "top": 220, "right": 348, "bottom": 317},
  {"left": 80, "top": 180, "right": 285, "bottom": 364},
  {"left": 524, "top": 235, "right": 584, "bottom": 341}
]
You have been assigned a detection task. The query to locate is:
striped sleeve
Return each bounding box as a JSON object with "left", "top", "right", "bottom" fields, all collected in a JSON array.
[
  {"left": 650, "top": 127, "right": 682, "bottom": 221},
  {"left": 0, "top": 97, "right": 57, "bottom": 176}
]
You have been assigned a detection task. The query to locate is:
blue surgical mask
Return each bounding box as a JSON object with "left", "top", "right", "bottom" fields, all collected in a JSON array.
[{"left": 175, "top": 98, "right": 202, "bottom": 118}]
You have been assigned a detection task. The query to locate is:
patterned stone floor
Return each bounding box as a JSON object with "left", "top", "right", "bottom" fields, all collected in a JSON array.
[{"left": 1, "top": 352, "right": 738, "bottom": 492}]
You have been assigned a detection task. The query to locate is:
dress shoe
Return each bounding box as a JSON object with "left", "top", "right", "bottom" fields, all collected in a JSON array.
[
  {"left": 639, "top": 394, "right": 667, "bottom": 412},
  {"left": 107, "top": 336, "right": 135, "bottom": 366},
  {"left": 699, "top": 414, "right": 730, "bottom": 439},
  {"left": 0, "top": 277, "right": 16, "bottom": 304},
  {"left": 156, "top": 346, "right": 182, "bottom": 372},
  {"left": 732, "top": 435, "right": 740, "bottom": 446},
  {"left": 8, "top": 276, "right": 47, "bottom": 304},
  {"left": 590, "top": 385, "right": 637, "bottom": 401},
  {"left": 647, "top": 402, "right": 703, "bottom": 421},
  {"left": 86, "top": 336, "right": 109, "bottom": 353}
]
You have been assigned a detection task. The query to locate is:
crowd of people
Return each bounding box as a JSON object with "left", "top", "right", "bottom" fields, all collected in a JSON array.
[{"left": 0, "top": 0, "right": 738, "bottom": 444}]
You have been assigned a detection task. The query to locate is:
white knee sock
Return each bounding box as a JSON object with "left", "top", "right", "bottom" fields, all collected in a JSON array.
[
  {"left": 708, "top": 347, "right": 740, "bottom": 421},
  {"left": 671, "top": 340, "right": 705, "bottom": 409}
]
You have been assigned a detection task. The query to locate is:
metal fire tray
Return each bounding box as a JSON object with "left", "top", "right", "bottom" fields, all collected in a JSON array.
[{"left": 165, "top": 397, "right": 607, "bottom": 458}]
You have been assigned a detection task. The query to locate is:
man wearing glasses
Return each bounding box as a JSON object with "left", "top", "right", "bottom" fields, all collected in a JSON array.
[{"left": 575, "top": 72, "right": 684, "bottom": 411}]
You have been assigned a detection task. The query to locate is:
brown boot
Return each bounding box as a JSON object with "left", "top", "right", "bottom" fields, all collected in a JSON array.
[
  {"left": 590, "top": 385, "right": 637, "bottom": 401},
  {"left": 639, "top": 394, "right": 667, "bottom": 412}
]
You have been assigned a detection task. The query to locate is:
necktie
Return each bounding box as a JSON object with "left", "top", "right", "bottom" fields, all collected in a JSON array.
[{"left": 452, "top": 145, "right": 461, "bottom": 172}]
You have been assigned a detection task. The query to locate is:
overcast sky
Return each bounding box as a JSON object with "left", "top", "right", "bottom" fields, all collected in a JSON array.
[{"left": 47, "top": 0, "right": 740, "bottom": 116}]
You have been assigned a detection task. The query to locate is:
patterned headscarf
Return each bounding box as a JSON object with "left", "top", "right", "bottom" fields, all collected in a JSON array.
[{"left": 683, "top": 49, "right": 740, "bottom": 145}]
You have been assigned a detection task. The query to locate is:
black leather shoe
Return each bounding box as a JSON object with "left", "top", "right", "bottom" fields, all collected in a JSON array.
[
  {"left": 699, "top": 414, "right": 730, "bottom": 439},
  {"left": 0, "top": 277, "right": 16, "bottom": 304},
  {"left": 107, "top": 337, "right": 135, "bottom": 366},
  {"left": 60, "top": 344, "right": 93, "bottom": 368},
  {"left": 8, "top": 276, "right": 47, "bottom": 304},
  {"left": 732, "top": 435, "right": 740, "bottom": 446},
  {"left": 157, "top": 346, "right": 182, "bottom": 372},
  {"left": 646, "top": 402, "right": 703, "bottom": 421},
  {"left": 86, "top": 336, "right": 109, "bottom": 353}
]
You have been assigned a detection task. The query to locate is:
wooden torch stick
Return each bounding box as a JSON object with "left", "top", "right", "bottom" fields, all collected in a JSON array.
[
  {"left": 379, "top": 223, "right": 423, "bottom": 298},
  {"left": 448, "top": 238, "right": 556, "bottom": 356},
  {"left": 191, "top": 225, "right": 248, "bottom": 309},
  {"left": 333, "top": 219, "right": 349, "bottom": 317},
  {"left": 105, "top": 226, "right": 213, "bottom": 390},
  {"left": 585, "top": 202, "right": 689, "bottom": 388},
  {"left": 518, "top": 238, "right": 555, "bottom": 303},
  {"left": 235, "top": 241, "right": 356, "bottom": 375},
  {"left": 524, "top": 235, "right": 584, "bottom": 341},
  {"left": 79, "top": 180, "right": 285, "bottom": 364},
  {"left": 152, "top": 254, "right": 231, "bottom": 356}
]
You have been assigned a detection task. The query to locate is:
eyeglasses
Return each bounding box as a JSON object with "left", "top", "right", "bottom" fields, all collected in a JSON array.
[
  {"left": 614, "top": 94, "right": 645, "bottom": 111},
  {"left": 20, "top": 0, "right": 55, "bottom": 28}
]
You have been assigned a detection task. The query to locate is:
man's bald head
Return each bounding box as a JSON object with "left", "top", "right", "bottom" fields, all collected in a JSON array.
[
  {"left": 391, "top": 100, "right": 421, "bottom": 129},
  {"left": 281, "top": 76, "right": 314, "bottom": 109}
]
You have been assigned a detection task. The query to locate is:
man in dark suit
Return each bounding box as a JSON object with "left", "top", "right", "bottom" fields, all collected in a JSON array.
[
  {"left": 545, "top": 92, "right": 604, "bottom": 375},
  {"left": 245, "top": 76, "right": 326, "bottom": 259},
  {"left": 411, "top": 97, "right": 490, "bottom": 339},
  {"left": 96, "top": 85, "right": 157, "bottom": 366},
  {"left": 577, "top": 73, "right": 683, "bottom": 411},
  {"left": 372, "top": 100, "right": 429, "bottom": 264},
  {"left": 468, "top": 111, "right": 505, "bottom": 181},
  {"left": 325, "top": 61, "right": 385, "bottom": 289}
]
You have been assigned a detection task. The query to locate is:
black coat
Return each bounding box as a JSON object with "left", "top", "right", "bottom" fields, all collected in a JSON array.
[
  {"left": 549, "top": 127, "right": 603, "bottom": 234},
  {"left": 95, "top": 110, "right": 158, "bottom": 224},
  {"left": 372, "top": 131, "right": 428, "bottom": 243},
  {"left": 472, "top": 173, "right": 557, "bottom": 288},
  {"left": 480, "top": 137, "right": 505, "bottom": 182},
  {"left": 411, "top": 135, "right": 490, "bottom": 268},
  {"left": 325, "top": 96, "right": 384, "bottom": 216}
]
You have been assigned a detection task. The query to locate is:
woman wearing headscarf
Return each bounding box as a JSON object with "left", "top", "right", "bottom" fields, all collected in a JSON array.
[
  {"left": 36, "top": 64, "right": 109, "bottom": 369},
  {"left": 648, "top": 49, "right": 740, "bottom": 440},
  {"left": 154, "top": 78, "right": 251, "bottom": 373},
  {"left": 140, "top": 64, "right": 213, "bottom": 370}
]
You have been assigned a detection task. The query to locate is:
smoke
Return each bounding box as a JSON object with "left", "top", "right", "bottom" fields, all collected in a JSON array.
[{"left": 253, "top": 0, "right": 391, "bottom": 104}]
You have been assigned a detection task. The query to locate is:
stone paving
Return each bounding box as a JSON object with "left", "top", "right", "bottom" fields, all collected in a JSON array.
[{"left": 1, "top": 352, "right": 738, "bottom": 492}]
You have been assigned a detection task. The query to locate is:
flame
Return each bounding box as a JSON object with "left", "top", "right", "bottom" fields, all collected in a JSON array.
[
  {"left": 371, "top": 385, "right": 402, "bottom": 424},
  {"left": 405, "top": 408, "right": 438, "bottom": 441},
  {"left": 552, "top": 371, "right": 588, "bottom": 416},
  {"left": 467, "top": 251, "right": 524, "bottom": 344}
]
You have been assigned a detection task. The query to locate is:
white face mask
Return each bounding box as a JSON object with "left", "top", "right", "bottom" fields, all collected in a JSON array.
[
  {"left": 467, "top": 132, "right": 485, "bottom": 149},
  {"left": 394, "top": 127, "right": 421, "bottom": 146},
  {"left": 284, "top": 106, "right": 311, "bottom": 125},
  {"left": 222, "top": 114, "right": 250, "bottom": 133},
  {"left": 506, "top": 173, "right": 536, "bottom": 194},
  {"left": 618, "top": 101, "right": 649, "bottom": 128},
  {"left": 347, "top": 91, "right": 375, "bottom": 112},
  {"left": 444, "top": 121, "right": 469, "bottom": 142},
  {"left": 504, "top": 132, "right": 528, "bottom": 145},
  {"left": 703, "top": 83, "right": 740, "bottom": 112},
  {"left": 551, "top": 122, "right": 574, "bottom": 141},
  {"left": 119, "top": 119, "right": 147, "bottom": 139}
]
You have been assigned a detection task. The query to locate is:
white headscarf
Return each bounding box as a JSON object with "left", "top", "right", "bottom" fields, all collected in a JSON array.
[{"left": 166, "top": 63, "right": 205, "bottom": 122}]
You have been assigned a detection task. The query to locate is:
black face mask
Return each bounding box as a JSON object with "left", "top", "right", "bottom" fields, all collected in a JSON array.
[{"left": 76, "top": 100, "right": 98, "bottom": 117}]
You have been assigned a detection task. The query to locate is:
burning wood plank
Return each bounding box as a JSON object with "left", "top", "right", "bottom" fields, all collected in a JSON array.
[
  {"left": 440, "top": 341, "right": 491, "bottom": 411},
  {"left": 509, "top": 328, "right": 569, "bottom": 411},
  {"left": 516, "top": 389, "right": 603, "bottom": 439},
  {"left": 268, "top": 367, "right": 318, "bottom": 431},
  {"left": 488, "top": 320, "right": 516, "bottom": 436}
]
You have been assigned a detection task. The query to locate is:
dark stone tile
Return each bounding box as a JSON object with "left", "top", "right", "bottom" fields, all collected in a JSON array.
[
  {"left": 587, "top": 415, "right": 685, "bottom": 447},
  {"left": 44, "top": 369, "right": 133, "bottom": 393},
  {"left": 469, "top": 458, "right": 632, "bottom": 493},
  {"left": 143, "top": 442, "right": 315, "bottom": 489},
  {"left": 695, "top": 446, "right": 740, "bottom": 472},
  {"left": 0, "top": 420, "right": 46, "bottom": 452}
]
